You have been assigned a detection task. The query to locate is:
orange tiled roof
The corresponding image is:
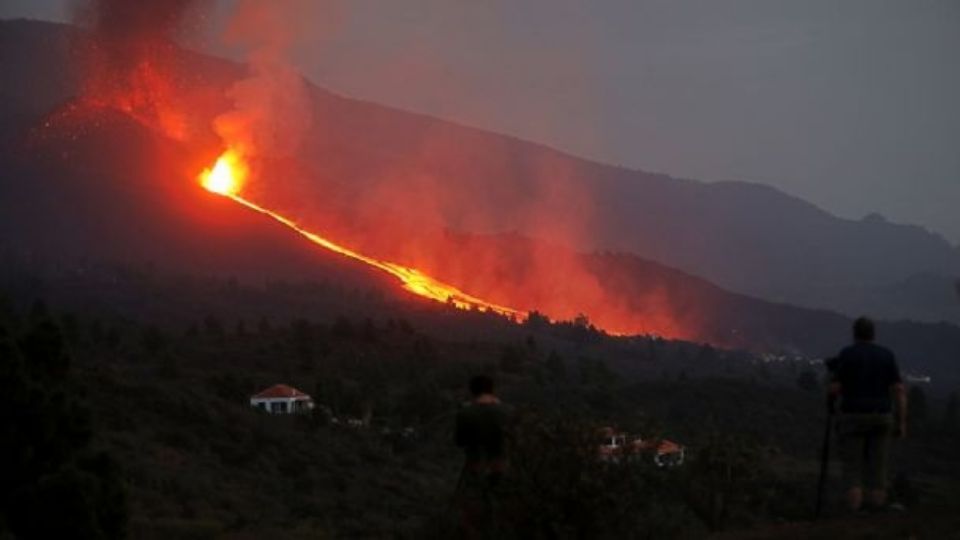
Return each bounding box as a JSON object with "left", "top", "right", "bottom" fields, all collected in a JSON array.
[
  {"left": 657, "top": 440, "right": 683, "bottom": 454},
  {"left": 252, "top": 384, "right": 310, "bottom": 399}
]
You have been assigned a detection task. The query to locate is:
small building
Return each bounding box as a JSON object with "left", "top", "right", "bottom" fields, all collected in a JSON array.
[
  {"left": 597, "top": 426, "right": 685, "bottom": 467},
  {"left": 250, "top": 384, "right": 314, "bottom": 414},
  {"left": 650, "top": 439, "right": 685, "bottom": 468}
]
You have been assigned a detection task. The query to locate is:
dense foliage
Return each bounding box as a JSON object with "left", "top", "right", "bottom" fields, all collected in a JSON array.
[
  {"left": 1, "top": 272, "right": 958, "bottom": 538},
  {"left": 0, "top": 304, "right": 127, "bottom": 539}
]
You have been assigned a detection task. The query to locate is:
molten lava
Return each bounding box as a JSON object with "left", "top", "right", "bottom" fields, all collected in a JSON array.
[
  {"left": 199, "top": 149, "right": 247, "bottom": 196},
  {"left": 198, "top": 151, "right": 521, "bottom": 318}
]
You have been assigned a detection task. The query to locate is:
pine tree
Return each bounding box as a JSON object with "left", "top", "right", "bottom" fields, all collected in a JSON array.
[
  {"left": 908, "top": 386, "right": 929, "bottom": 432},
  {"left": 796, "top": 368, "right": 819, "bottom": 392},
  {"left": 943, "top": 391, "right": 959, "bottom": 433},
  {"left": 1, "top": 317, "right": 128, "bottom": 538}
]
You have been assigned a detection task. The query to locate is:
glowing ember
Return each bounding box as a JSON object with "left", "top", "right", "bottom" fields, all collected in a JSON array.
[
  {"left": 199, "top": 150, "right": 247, "bottom": 196},
  {"left": 197, "top": 150, "right": 521, "bottom": 317}
]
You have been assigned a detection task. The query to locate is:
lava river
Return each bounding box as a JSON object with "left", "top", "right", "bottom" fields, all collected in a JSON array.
[{"left": 198, "top": 149, "right": 522, "bottom": 318}]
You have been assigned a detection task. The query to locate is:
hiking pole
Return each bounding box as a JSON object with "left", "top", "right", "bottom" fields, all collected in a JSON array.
[
  {"left": 444, "top": 461, "right": 468, "bottom": 518},
  {"left": 814, "top": 409, "right": 833, "bottom": 520}
]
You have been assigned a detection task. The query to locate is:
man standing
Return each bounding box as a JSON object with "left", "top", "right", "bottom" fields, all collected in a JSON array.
[
  {"left": 828, "top": 317, "right": 907, "bottom": 512},
  {"left": 454, "top": 375, "right": 509, "bottom": 536}
]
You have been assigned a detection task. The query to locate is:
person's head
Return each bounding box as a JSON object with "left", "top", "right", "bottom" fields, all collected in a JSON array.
[
  {"left": 853, "top": 317, "right": 875, "bottom": 342},
  {"left": 469, "top": 375, "right": 494, "bottom": 397}
]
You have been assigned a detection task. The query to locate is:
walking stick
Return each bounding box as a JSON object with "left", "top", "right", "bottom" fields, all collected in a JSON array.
[
  {"left": 814, "top": 409, "right": 834, "bottom": 520},
  {"left": 445, "top": 461, "right": 468, "bottom": 517}
]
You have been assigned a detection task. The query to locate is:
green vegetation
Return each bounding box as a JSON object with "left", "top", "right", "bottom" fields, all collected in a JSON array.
[
  {"left": 0, "top": 303, "right": 127, "bottom": 539},
  {"left": 1, "top": 273, "right": 958, "bottom": 538}
]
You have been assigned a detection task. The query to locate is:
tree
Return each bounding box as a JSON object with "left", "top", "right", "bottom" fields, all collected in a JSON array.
[
  {"left": 908, "top": 386, "right": 929, "bottom": 431},
  {"left": 290, "top": 318, "right": 313, "bottom": 361},
  {"left": 360, "top": 318, "right": 378, "bottom": 343},
  {"left": 184, "top": 323, "right": 199, "bottom": 339},
  {"left": 0, "top": 291, "right": 17, "bottom": 329},
  {"left": 203, "top": 314, "right": 223, "bottom": 339},
  {"left": 499, "top": 345, "right": 525, "bottom": 374},
  {"left": 257, "top": 316, "right": 271, "bottom": 335},
  {"left": 796, "top": 368, "right": 819, "bottom": 393},
  {"left": 332, "top": 316, "right": 354, "bottom": 340},
  {"left": 522, "top": 311, "right": 550, "bottom": 332},
  {"left": 60, "top": 313, "right": 81, "bottom": 345},
  {"left": 1, "top": 318, "right": 128, "bottom": 538},
  {"left": 104, "top": 325, "right": 122, "bottom": 351},
  {"left": 89, "top": 318, "right": 106, "bottom": 345},
  {"left": 140, "top": 324, "right": 167, "bottom": 356},
  {"left": 684, "top": 431, "right": 776, "bottom": 532},
  {"left": 545, "top": 350, "right": 567, "bottom": 382},
  {"left": 943, "top": 391, "right": 959, "bottom": 433}
]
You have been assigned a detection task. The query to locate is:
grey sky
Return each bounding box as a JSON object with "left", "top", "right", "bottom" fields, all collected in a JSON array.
[{"left": 4, "top": 0, "right": 958, "bottom": 243}]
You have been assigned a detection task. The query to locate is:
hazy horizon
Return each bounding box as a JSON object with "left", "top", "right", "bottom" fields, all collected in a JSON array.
[{"left": 2, "top": 0, "right": 957, "bottom": 244}]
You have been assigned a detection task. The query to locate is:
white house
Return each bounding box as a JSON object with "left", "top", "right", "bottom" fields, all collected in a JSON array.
[
  {"left": 250, "top": 384, "right": 314, "bottom": 414},
  {"left": 651, "top": 439, "right": 686, "bottom": 468},
  {"left": 596, "top": 426, "right": 685, "bottom": 467}
]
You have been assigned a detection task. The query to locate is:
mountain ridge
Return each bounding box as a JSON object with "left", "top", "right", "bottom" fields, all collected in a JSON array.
[
  {"left": 1, "top": 18, "right": 957, "bottom": 328},
  {"left": 2, "top": 108, "right": 959, "bottom": 390}
]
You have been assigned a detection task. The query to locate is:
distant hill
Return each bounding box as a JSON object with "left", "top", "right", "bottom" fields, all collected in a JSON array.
[
  {"left": 2, "top": 104, "right": 958, "bottom": 390},
  {"left": 2, "top": 19, "right": 958, "bottom": 324},
  {"left": 1, "top": 19, "right": 959, "bottom": 389},
  {"left": 0, "top": 107, "right": 400, "bottom": 295}
]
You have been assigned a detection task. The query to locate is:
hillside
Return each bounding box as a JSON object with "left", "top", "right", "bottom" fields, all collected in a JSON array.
[
  {"left": 2, "top": 19, "right": 960, "bottom": 539},
  {"left": 2, "top": 276, "right": 959, "bottom": 538},
  {"left": 2, "top": 38, "right": 959, "bottom": 390},
  {"left": 3, "top": 102, "right": 960, "bottom": 389},
  {"left": 1, "top": 19, "right": 958, "bottom": 325}
]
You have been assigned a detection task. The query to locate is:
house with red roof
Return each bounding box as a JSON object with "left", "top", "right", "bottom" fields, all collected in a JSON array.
[
  {"left": 650, "top": 439, "right": 685, "bottom": 468},
  {"left": 597, "top": 426, "right": 686, "bottom": 467},
  {"left": 250, "top": 384, "right": 314, "bottom": 414}
]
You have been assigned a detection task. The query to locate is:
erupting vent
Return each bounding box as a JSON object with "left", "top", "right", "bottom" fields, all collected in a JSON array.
[{"left": 198, "top": 150, "right": 522, "bottom": 318}]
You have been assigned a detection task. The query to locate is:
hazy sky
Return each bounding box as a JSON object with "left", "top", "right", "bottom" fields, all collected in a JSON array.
[{"left": 4, "top": 0, "right": 958, "bottom": 243}]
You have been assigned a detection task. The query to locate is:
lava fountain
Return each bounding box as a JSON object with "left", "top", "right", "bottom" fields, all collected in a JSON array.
[{"left": 198, "top": 150, "right": 522, "bottom": 318}]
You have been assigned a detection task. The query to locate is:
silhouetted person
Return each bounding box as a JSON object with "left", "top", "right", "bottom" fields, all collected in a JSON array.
[
  {"left": 828, "top": 317, "right": 907, "bottom": 513},
  {"left": 454, "top": 375, "right": 509, "bottom": 537}
]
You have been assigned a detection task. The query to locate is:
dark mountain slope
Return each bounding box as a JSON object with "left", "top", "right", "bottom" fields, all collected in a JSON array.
[
  {"left": 0, "top": 109, "right": 401, "bottom": 301},
  {"left": 0, "top": 19, "right": 958, "bottom": 387},
  {"left": 1, "top": 19, "right": 957, "bottom": 324},
  {"left": 1, "top": 108, "right": 958, "bottom": 389}
]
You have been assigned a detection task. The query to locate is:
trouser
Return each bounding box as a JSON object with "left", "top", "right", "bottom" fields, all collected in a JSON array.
[
  {"left": 837, "top": 413, "right": 894, "bottom": 490},
  {"left": 457, "top": 460, "right": 506, "bottom": 538}
]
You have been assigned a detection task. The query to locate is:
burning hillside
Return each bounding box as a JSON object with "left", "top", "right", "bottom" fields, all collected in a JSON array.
[
  {"left": 27, "top": 1, "right": 697, "bottom": 340},
  {"left": 198, "top": 149, "right": 519, "bottom": 317},
  {"left": 7, "top": 18, "right": 960, "bottom": 388}
]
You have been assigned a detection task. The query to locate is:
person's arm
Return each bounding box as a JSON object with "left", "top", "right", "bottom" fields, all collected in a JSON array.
[{"left": 893, "top": 382, "right": 907, "bottom": 438}]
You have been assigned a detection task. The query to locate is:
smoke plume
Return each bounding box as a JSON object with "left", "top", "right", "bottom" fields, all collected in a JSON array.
[
  {"left": 213, "top": 0, "right": 318, "bottom": 160},
  {"left": 73, "top": 0, "right": 201, "bottom": 63},
  {"left": 71, "top": 0, "right": 207, "bottom": 139}
]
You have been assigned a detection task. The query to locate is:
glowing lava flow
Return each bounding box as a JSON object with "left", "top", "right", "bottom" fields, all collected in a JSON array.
[{"left": 199, "top": 150, "right": 521, "bottom": 317}]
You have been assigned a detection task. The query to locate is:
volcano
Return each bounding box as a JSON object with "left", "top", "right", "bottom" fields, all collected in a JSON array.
[
  {"left": 3, "top": 19, "right": 959, "bottom": 326},
  {"left": 2, "top": 19, "right": 959, "bottom": 388}
]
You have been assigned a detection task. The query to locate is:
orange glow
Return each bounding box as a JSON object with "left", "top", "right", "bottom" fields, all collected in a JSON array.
[
  {"left": 199, "top": 150, "right": 247, "bottom": 196},
  {"left": 81, "top": 57, "right": 189, "bottom": 141},
  {"left": 197, "top": 150, "right": 521, "bottom": 318}
]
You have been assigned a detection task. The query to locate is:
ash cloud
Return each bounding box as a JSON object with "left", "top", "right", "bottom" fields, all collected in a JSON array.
[
  {"left": 72, "top": 0, "right": 204, "bottom": 69},
  {"left": 70, "top": 0, "right": 211, "bottom": 139}
]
